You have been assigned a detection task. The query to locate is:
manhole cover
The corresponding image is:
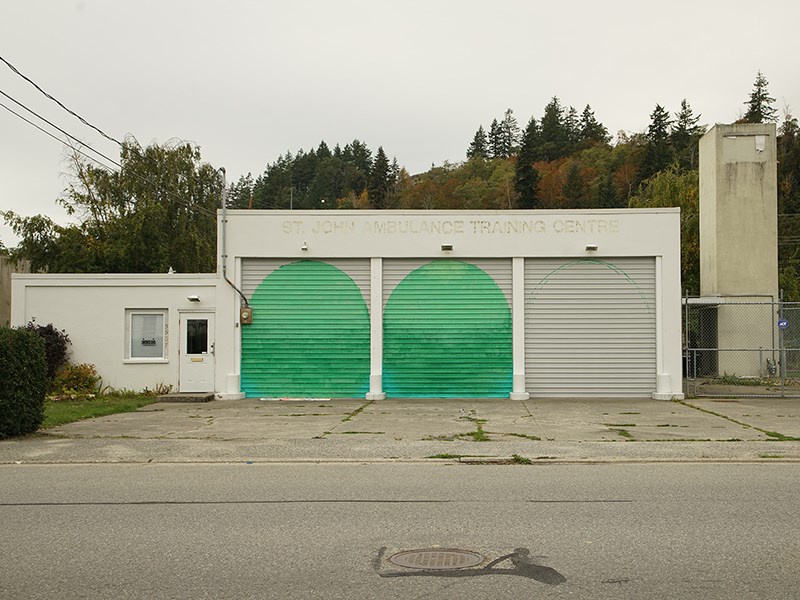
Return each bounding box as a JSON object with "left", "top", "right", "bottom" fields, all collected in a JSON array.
[{"left": 387, "top": 549, "right": 485, "bottom": 570}]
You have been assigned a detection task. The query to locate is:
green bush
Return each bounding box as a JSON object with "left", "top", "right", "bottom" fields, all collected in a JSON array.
[
  {"left": 21, "top": 322, "right": 71, "bottom": 381},
  {"left": 0, "top": 327, "right": 48, "bottom": 438},
  {"left": 51, "top": 363, "right": 101, "bottom": 400}
]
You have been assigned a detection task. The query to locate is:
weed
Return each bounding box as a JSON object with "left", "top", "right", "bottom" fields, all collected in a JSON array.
[
  {"left": 605, "top": 423, "right": 637, "bottom": 427},
  {"left": 427, "top": 453, "right": 466, "bottom": 459},
  {"left": 337, "top": 431, "right": 385, "bottom": 435},
  {"left": 616, "top": 429, "right": 634, "bottom": 439},
  {"left": 143, "top": 382, "right": 173, "bottom": 396},
  {"left": 504, "top": 432, "right": 542, "bottom": 441},
  {"left": 759, "top": 454, "right": 785, "bottom": 459},
  {"left": 619, "top": 412, "right": 641, "bottom": 415},
  {"left": 283, "top": 413, "right": 329, "bottom": 417},
  {"left": 341, "top": 400, "right": 373, "bottom": 423},
  {"left": 763, "top": 430, "right": 800, "bottom": 441},
  {"left": 675, "top": 400, "right": 800, "bottom": 440},
  {"left": 512, "top": 454, "right": 532, "bottom": 464}
]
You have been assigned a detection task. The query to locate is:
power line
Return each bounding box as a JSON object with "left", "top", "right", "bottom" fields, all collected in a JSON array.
[
  {"left": 0, "top": 99, "right": 117, "bottom": 172},
  {"left": 0, "top": 100, "right": 217, "bottom": 218},
  {"left": 0, "top": 87, "right": 121, "bottom": 169},
  {"left": 0, "top": 53, "right": 122, "bottom": 146}
]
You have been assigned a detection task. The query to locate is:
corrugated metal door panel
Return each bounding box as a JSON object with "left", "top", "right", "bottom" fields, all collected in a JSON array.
[
  {"left": 525, "top": 258, "right": 656, "bottom": 398},
  {"left": 240, "top": 259, "right": 370, "bottom": 398},
  {"left": 383, "top": 259, "right": 512, "bottom": 398},
  {"left": 242, "top": 259, "right": 370, "bottom": 310}
]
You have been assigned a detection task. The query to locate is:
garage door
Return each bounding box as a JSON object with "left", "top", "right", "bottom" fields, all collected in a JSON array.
[
  {"left": 525, "top": 258, "right": 656, "bottom": 398},
  {"left": 382, "top": 259, "right": 512, "bottom": 398},
  {"left": 241, "top": 259, "right": 370, "bottom": 398}
]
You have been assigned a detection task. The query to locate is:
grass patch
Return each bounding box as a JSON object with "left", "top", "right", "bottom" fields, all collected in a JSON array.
[
  {"left": 427, "top": 453, "right": 467, "bottom": 459},
  {"left": 42, "top": 394, "right": 157, "bottom": 429},
  {"left": 605, "top": 423, "right": 637, "bottom": 427}
]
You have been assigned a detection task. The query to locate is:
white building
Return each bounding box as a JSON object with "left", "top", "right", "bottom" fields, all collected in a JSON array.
[{"left": 12, "top": 208, "right": 684, "bottom": 400}]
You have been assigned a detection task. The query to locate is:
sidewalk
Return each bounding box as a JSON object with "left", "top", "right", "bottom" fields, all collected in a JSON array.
[{"left": 1, "top": 397, "right": 799, "bottom": 464}]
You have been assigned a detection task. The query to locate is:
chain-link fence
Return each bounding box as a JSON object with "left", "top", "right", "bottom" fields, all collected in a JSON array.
[{"left": 683, "top": 297, "right": 800, "bottom": 397}]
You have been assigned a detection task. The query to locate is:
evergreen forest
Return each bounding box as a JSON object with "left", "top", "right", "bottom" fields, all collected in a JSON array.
[{"left": 4, "top": 72, "right": 800, "bottom": 298}]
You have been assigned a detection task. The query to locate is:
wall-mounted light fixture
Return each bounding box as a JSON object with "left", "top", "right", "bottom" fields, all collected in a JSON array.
[
  {"left": 441, "top": 244, "right": 454, "bottom": 251},
  {"left": 187, "top": 295, "right": 200, "bottom": 302},
  {"left": 585, "top": 244, "right": 598, "bottom": 252},
  {"left": 301, "top": 242, "right": 308, "bottom": 251}
]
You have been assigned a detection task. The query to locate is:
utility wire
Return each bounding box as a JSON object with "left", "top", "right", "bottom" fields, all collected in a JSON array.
[
  {"left": 0, "top": 99, "right": 118, "bottom": 172},
  {"left": 0, "top": 99, "right": 217, "bottom": 218},
  {"left": 0, "top": 87, "right": 121, "bottom": 168},
  {"left": 0, "top": 53, "right": 123, "bottom": 146}
]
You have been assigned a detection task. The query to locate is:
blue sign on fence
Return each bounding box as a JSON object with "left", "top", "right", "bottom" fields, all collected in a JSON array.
[{"left": 778, "top": 319, "right": 789, "bottom": 330}]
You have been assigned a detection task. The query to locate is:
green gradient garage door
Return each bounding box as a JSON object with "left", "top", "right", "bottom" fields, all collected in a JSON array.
[
  {"left": 383, "top": 259, "right": 512, "bottom": 398},
  {"left": 241, "top": 260, "right": 370, "bottom": 397}
]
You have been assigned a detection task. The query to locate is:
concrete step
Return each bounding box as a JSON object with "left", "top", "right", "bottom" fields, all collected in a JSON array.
[{"left": 157, "top": 393, "right": 215, "bottom": 403}]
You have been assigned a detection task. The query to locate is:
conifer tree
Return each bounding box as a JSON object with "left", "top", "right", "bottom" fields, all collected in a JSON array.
[
  {"left": 368, "top": 146, "right": 392, "bottom": 209},
  {"left": 743, "top": 71, "right": 778, "bottom": 123},
  {"left": 562, "top": 161, "right": 588, "bottom": 207},
  {"left": 564, "top": 106, "right": 581, "bottom": 152},
  {"left": 515, "top": 117, "right": 542, "bottom": 209},
  {"left": 498, "top": 108, "right": 521, "bottom": 157},
  {"left": 579, "top": 105, "right": 610, "bottom": 144},
  {"left": 639, "top": 104, "right": 674, "bottom": 182},
  {"left": 671, "top": 99, "right": 703, "bottom": 170},
  {"left": 467, "top": 126, "right": 489, "bottom": 159},
  {"left": 540, "top": 97, "right": 568, "bottom": 160},
  {"left": 488, "top": 119, "right": 502, "bottom": 159}
]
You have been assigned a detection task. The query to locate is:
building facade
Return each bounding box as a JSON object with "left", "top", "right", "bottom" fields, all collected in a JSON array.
[{"left": 12, "top": 208, "right": 684, "bottom": 400}]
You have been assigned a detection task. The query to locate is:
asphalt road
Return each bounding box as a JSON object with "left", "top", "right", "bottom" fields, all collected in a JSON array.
[{"left": 1, "top": 462, "right": 799, "bottom": 599}]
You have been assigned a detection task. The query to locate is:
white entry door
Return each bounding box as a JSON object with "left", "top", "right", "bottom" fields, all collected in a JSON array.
[{"left": 179, "top": 313, "right": 215, "bottom": 392}]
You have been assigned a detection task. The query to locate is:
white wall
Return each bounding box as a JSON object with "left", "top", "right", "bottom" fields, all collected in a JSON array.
[
  {"left": 11, "top": 274, "right": 219, "bottom": 394},
  {"left": 219, "top": 209, "right": 684, "bottom": 399}
]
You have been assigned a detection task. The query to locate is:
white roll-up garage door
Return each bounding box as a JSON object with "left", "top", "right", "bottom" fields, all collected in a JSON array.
[{"left": 525, "top": 257, "right": 657, "bottom": 398}]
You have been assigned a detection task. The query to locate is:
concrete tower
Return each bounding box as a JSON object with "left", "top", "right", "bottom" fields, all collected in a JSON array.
[{"left": 699, "top": 123, "right": 778, "bottom": 376}]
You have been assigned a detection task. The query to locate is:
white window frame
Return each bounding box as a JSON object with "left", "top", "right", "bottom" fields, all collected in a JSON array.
[{"left": 125, "top": 309, "right": 169, "bottom": 363}]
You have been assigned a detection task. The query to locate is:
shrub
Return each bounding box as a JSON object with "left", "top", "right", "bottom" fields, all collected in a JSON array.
[
  {"left": 21, "top": 322, "right": 71, "bottom": 381},
  {"left": 0, "top": 327, "right": 48, "bottom": 438},
  {"left": 51, "top": 363, "right": 102, "bottom": 400}
]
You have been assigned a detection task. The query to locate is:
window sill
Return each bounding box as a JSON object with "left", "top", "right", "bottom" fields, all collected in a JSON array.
[{"left": 123, "top": 358, "right": 169, "bottom": 365}]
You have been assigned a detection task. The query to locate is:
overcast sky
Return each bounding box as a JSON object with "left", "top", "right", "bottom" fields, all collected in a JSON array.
[{"left": 2, "top": 0, "right": 799, "bottom": 246}]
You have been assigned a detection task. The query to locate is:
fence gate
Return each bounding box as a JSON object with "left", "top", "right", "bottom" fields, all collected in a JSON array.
[{"left": 683, "top": 296, "right": 800, "bottom": 397}]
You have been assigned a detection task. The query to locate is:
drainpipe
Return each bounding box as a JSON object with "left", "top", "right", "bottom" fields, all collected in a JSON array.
[{"left": 219, "top": 167, "right": 249, "bottom": 307}]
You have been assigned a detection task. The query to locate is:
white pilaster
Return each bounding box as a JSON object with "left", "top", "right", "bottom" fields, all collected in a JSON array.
[
  {"left": 510, "top": 257, "right": 530, "bottom": 400},
  {"left": 366, "top": 257, "right": 386, "bottom": 400}
]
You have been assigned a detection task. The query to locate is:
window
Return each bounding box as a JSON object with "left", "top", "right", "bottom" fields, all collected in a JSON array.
[{"left": 126, "top": 310, "right": 167, "bottom": 361}]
